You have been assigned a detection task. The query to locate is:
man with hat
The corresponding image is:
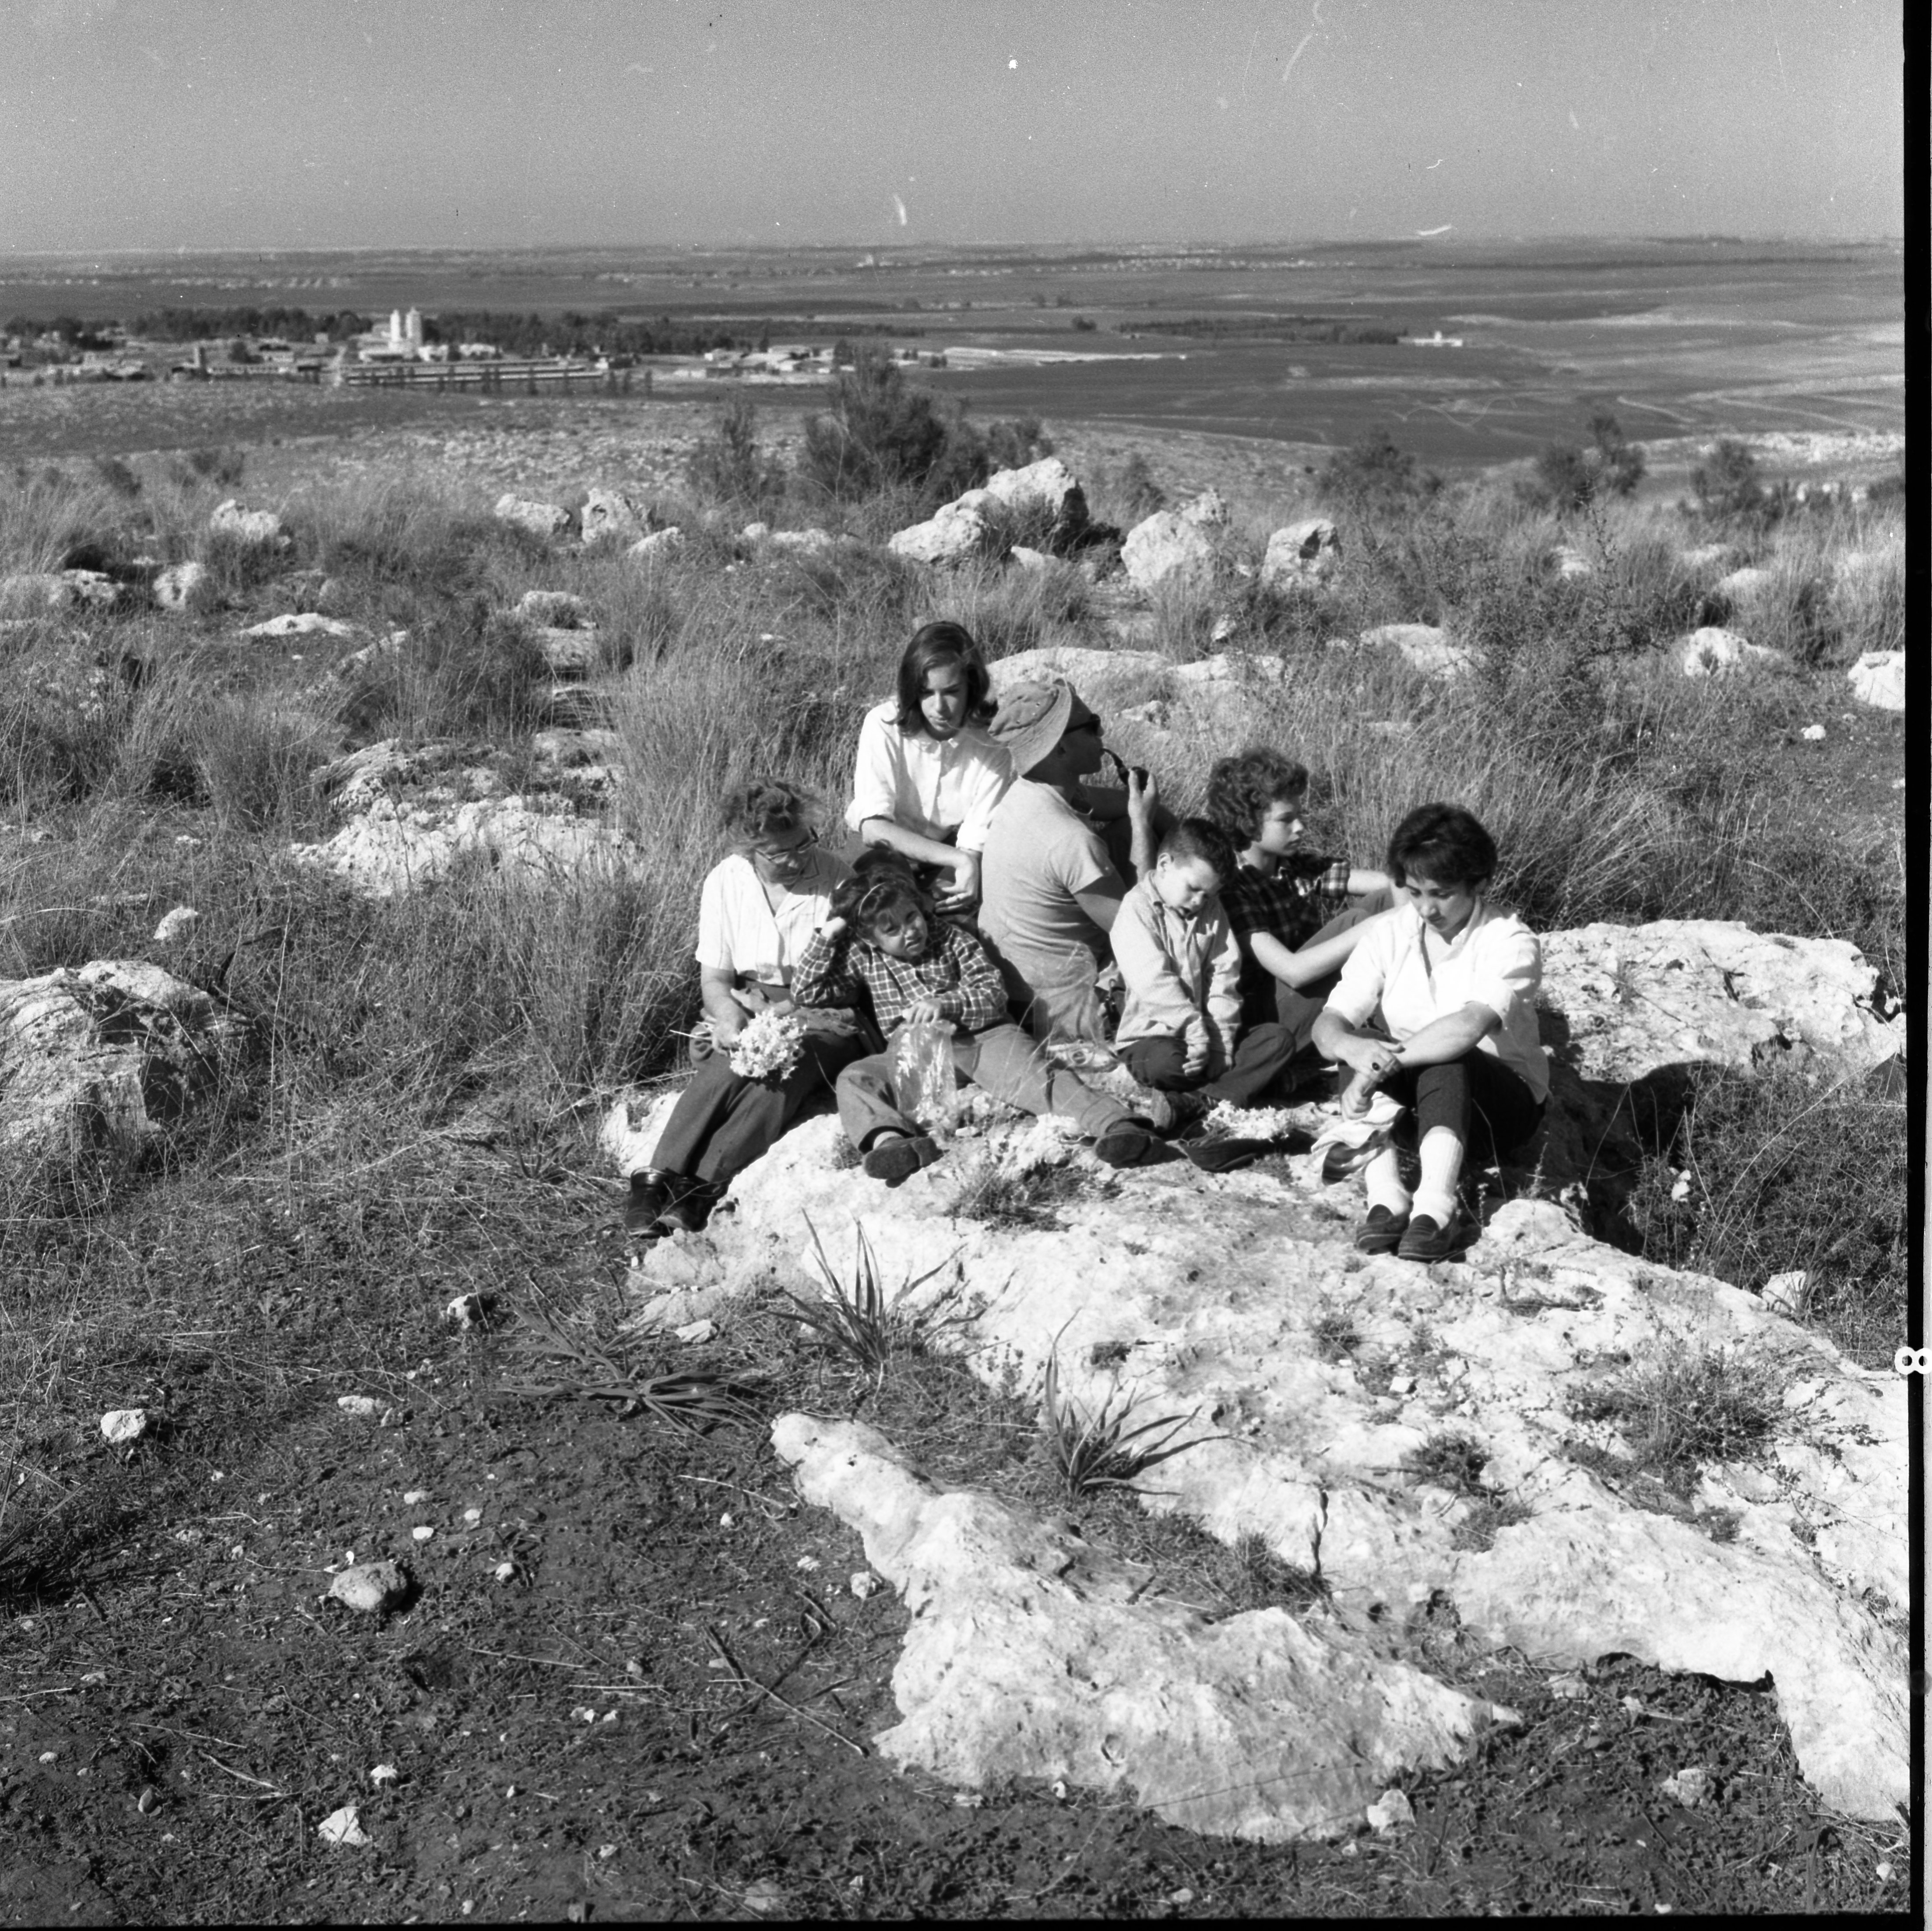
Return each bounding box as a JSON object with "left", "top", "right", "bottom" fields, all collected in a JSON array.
[{"left": 978, "top": 677, "right": 1162, "bottom": 1042}]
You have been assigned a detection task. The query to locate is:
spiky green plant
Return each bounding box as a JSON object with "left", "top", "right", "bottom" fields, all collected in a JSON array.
[
  {"left": 500, "top": 1299, "right": 755, "bottom": 1433},
  {"left": 778, "top": 1217, "right": 967, "bottom": 1382},
  {"left": 1041, "top": 1351, "right": 1214, "bottom": 1502}
]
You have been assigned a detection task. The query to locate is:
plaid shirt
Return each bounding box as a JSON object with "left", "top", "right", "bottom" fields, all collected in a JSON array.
[
  {"left": 1220, "top": 851, "right": 1351, "bottom": 1022},
  {"left": 792, "top": 916, "right": 1010, "bottom": 1037}
]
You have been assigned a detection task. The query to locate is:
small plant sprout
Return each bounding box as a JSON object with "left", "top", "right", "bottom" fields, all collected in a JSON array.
[
  {"left": 778, "top": 1217, "right": 968, "bottom": 1382},
  {"left": 1309, "top": 1306, "right": 1360, "bottom": 1363},
  {"left": 1040, "top": 1350, "right": 1215, "bottom": 1504}
]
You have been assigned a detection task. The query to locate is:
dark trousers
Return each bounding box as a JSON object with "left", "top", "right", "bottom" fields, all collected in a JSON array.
[
  {"left": 1263, "top": 894, "right": 1398, "bottom": 1048},
  {"left": 648, "top": 1030, "right": 867, "bottom": 1186},
  {"left": 1372, "top": 1050, "right": 1545, "bottom": 1164},
  {"left": 1117, "top": 1021, "right": 1300, "bottom": 1105}
]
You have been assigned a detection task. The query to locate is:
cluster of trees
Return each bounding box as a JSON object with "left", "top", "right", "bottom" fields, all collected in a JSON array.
[
  {"left": 126, "top": 306, "right": 371, "bottom": 343},
  {"left": 1136, "top": 316, "right": 1404, "bottom": 345},
  {"left": 1533, "top": 409, "right": 1647, "bottom": 510}
]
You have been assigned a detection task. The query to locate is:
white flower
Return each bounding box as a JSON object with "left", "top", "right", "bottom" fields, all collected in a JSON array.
[{"left": 729, "top": 1009, "right": 807, "bottom": 1080}]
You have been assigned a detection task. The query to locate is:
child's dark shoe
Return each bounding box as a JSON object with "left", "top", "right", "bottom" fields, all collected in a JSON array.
[
  {"left": 624, "top": 1170, "right": 678, "bottom": 1236},
  {"left": 653, "top": 1177, "right": 719, "bottom": 1234},
  {"left": 1092, "top": 1120, "right": 1156, "bottom": 1168},
  {"left": 1351, "top": 1203, "right": 1410, "bottom": 1254},
  {"left": 1395, "top": 1210, "right": 1474, "bottom": 1263},
  {"left": 862, "top": 1133, "right": 942, "bottom": 1186},
  {"left": 1182, "top": 1135, "right": 1272, "bottom": 1173}
]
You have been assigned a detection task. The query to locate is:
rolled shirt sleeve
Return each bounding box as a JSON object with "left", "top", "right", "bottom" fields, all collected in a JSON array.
[
  {"left": 1463, "top": 922, "right": 1542, "bottom": 1029},
  {"left": 1323, "top": 924, "right": 1389, "bottom": 1030},
  {"left": 846, "top": 703, "right": 902, "bottom": 834}
]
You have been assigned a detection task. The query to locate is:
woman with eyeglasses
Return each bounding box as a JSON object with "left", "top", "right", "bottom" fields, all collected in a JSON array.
[
  {"left": 845, "top": 621, "right": 1013, "bottom": 918},
  {"left": 625, "top": 778, "right": 867, "bottom": 1239}
]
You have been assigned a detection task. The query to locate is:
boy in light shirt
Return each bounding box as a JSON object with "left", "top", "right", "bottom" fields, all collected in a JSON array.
[
  {"left": 1312, "top": 803, "right": 1549, "bottom": 1263},
  {"left": 1109, "top": 818, "right": 1299, "bottom": 1108}
]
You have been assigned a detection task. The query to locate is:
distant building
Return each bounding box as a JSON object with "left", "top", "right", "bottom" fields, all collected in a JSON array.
[{"left": 1409, "top": 329, "right": 1464, "bottom": 348}]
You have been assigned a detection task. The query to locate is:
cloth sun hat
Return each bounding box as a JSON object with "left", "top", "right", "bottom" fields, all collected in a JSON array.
[{"left": 987, "top": 678, "right": 1098, "bottom": 777}]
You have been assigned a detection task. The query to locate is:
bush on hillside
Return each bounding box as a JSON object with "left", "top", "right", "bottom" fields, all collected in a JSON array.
[
  {"left": 686, "top": 393, "right": 787, "bottom": 514},
  {"left": 1690, "top": 438, "right": 1767, "bottom": 522},
  {"left": 1320, "top": 428, "right": 1441, "bottom": 517},
  {"left": 1531, "top": 410, "right": 1647, "bottom": 512},
  {"left": 799, "top": 347, "right": 1048, "bottom": 510}
]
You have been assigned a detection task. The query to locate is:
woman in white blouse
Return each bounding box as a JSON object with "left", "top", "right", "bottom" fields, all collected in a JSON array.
[
  {"left": 626, "top": 779, "right": 863, "bottom": 1238},
  {"left": 846, "top": 622, "right": 1012, "bottom": 916},
  {"left": 1312, "top": 802, "right": 1549, "bottom": 1265}
]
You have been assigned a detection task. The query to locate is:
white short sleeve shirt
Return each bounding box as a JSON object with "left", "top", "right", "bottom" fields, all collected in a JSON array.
[
  {"left": 693, "top": 848, "right": 850, "bottom": 988},
  {"left": 845, "top": 698, "right": 1013, "bottom": 852},
  {"left": 1324, "top": 898, "right": 1549, "bottom": 1102}
]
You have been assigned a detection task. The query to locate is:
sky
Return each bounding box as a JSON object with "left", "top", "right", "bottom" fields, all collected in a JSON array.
[{"left": 0, "top": 0, "right": 1905, "bottom": 253}]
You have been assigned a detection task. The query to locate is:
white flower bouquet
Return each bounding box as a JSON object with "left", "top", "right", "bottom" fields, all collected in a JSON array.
[{"left": 729, "top": 1008, "right": 808, "bottom": 1081}]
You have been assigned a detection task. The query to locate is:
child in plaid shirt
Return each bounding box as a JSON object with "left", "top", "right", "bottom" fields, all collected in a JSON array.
[
  {"left": 792, "top": 853, "right": 1156, "bottom": 1184},
  {"left": 1205, "top": 749, "right": 1396, "bottom": 1063}
]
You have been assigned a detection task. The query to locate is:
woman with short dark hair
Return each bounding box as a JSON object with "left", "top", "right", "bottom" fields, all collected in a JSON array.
[
  {"left": 846, "top": 621, "right": 1011, "bottom": 916},
  {"left": 1311, "top": 802, "right": 1548, "bottom": 1263},
  {"left": 624, "top": 778, "right": 866, "bottom": 1238}
]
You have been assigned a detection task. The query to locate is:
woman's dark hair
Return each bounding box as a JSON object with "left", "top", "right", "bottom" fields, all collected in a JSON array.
[
  {"left": 832, "top": 848, "right": 932, "bottom": 937},
  {"left": 720, "top": 777, "right": 823, "bottom": 849},
  {"left": 1386, "top": 802, "right": 1498, "bottom": 890},
  {"left": 1204, "top": 747, "right": 1310, "bottom": 844},
  {"left": 893, "top": 621, "right": 994, "bottom": 736},
  {"left": 1159, "top": 816, "right": 1237, "bottom": 880}
]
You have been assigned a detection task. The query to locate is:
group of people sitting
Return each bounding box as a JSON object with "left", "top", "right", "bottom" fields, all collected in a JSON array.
[{"left": 625, "top": 620, "right": 1550, "bottom": 1266}]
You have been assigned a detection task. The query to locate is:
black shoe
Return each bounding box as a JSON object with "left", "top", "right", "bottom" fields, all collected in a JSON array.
[
  {"left": 1092, "top": 1119, "right": 1156, "bottom": 1168},
  {"left": 624, "top": 1170, "right": 677, "bottom": 1236},
  {"left": 862, "top": 1134, "right": 942, "bottom": 1186},
  {"left": 1182, "top": 1135, "right": 1273, "bottom": 1173},
  {"left": 1396, "top": 1211, "right": 1474, "bottom": 1263},
  {"left": 1352, "top": 1203, "right": 1410, "bottom": 1254},
  {"left": 654, "top": 1177, "right": 718, "bottom": 1234}
]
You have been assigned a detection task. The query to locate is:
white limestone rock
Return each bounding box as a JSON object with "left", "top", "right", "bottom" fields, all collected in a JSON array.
[
  {"left": 773, "top": 1412, "right": 1514, "bottom": 1841},
  {"left": 1538, "top": 920, "right": 1902, "bottom": 1081},
  {"left": 674, "top": 1107, "right": 1906, "bottom": 1828},
  {"left": 1713, "top": 565, "right": 1777, "bottom": 607},
  {"left": 493, "top": 493, "right": 573, "bottom": 539},
  {"left": 152, "top": 907, "right": 198, "bottom": 944},
  {"left": 151, "top": 560, "right": 211, "bottom": 612},
  {"left": 208, "top": 499, "right": 288, "bottom": 546},
  {"left": 579, "top": 488, "right": 646, "bottom": 545},
  {"left": 241, "top": 612, "right": 359, "bottom": 639},
  {"left": 955, "top": 457, "right": 1090, "bottom": 549},
  {"left": 1121, "top": 506, "right": 1218, "bottom": 592},
  {"left": 888, "top": 500, "right": 998, "bottom": 566},
  {"left": 1549, "top": 543, "right": 1593, "bottom": 580},
  {"left": 0, "top": 960, "right": 247, "bottom": 1185},
  {"left": 0, "top": 570, "right": 121, "bottom": 614},
  {"left": 627, "top": 526, "right": 686, "bottom": 562},
  {"left": 1260, "top": 518, "right": 1340, "bottom": 591},
  {"left": 1358, "top": 623, "right": 1478, "bottom": 679},
  {"left": 1679, "top": 627, "right": 1785, "bottom": 677},
  {"left": 1847, "top": 650, "right": 1904, "bottom": 711},
  {"left": 290, "top": 795, "right": 639, "bottom": 900}
]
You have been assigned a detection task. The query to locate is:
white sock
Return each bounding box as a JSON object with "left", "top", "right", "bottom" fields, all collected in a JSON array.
[
  {"left": 1413, "top": 1126, "right": 1464, "bottom": 1224},
  {"left": 1363, "top": 1146, "right": 1411, "bottom": 1217}
]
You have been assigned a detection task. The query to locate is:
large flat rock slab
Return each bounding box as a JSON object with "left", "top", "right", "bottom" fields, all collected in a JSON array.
[
  {"left": 772, "top": 1412, "right": 1515, "bottom": 1841},
  {"left": 638, "top": 1113, "right": 1906, "bottom": 1827}
]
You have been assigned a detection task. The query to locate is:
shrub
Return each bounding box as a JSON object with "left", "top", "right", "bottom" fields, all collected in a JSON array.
[
  {"left": 1320, "top": 427, "right": 1441, "bottom": 517},
  {"left": 1690, "top": 438, "right": 1767, "bottom": 522},
  {"left": 686, "top": 392, "right": 786, "bottom": 514},
  {"left": 1113, "top": 451, "right": 1166, "bottom": 523},
  {"left": 1566, "top": 1345, "right": 1781, "bottom": 1486},
  {"left": 800, "top": 348, "right": 970, "bottom": 505},
  {"left": 1531, "top": 410, "right": 1647, "bottom": 512}
]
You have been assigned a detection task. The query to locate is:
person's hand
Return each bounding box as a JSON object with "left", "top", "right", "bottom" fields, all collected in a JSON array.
[
  {"left": 818, "top": 914, "right": 848, "bottom": 939},
  {"left": 1126, "top": 763, "right": 1159, "bottom": 821},
  {"left": 1182, "top": 1018, "right": 1210, "bottom": 1079},
  {"left": 709, "top": 1006, "right": 748, "bottom": 1048},
  {"left": 799, "top": 1006, "right": 859, "bottom": 1036},
  {"left": 1342, "top": 1034, "right": 1397, "bottom": 1079},
  {"left": 936, "top": 850, "right": 981, "bottom": 914},
  {"left": 1340, "top": 1072, "right": 1375, "bottom": 1120},
  {"left": 904, "top": 997, "right": 945, "bottom": 1028}
]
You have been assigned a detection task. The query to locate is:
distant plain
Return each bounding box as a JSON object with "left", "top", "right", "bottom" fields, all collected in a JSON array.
[{"left": 0, "top": 236, "right": 1902, "bottom": 477}]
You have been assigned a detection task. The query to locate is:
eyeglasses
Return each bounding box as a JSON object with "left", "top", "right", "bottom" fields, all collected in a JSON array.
[
  {"left": 746, "top": 828, "right": 820, "bottom": 860},
  {"left": 1066, "top": 718, "right": 1104, "bottom": 737}
]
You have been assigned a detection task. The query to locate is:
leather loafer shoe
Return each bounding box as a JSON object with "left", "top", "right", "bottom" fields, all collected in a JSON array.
[
  {"left": 1395, "top": 1211, "right": 1474, "bottom": 1263},
  {"left": 1352, "top": 1204, "right": 1410, "bottom": 1254}
]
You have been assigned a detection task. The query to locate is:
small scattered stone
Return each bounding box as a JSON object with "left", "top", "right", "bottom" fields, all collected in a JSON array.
[
  {"left": 1366, "top": 1787, "right": 1415, "bottom": 1832},
  {"left": 326, "top": 1560, "right": 408, "bottom": 1614},
  {"left": 673, "top": 1317, "right": 716, "bottom": 1344},
  {"left": 336, "top": 1395, "right": 380, "bottom": 1419},
  {"left": 317, "top": 1803, "right": 371, "bottom": 1847},
  {"left": 850, "top": 1570, "right": 881, "bottom": 1600},
  {"left": 100, "top": 1408, "right": 149, "bottom": 1446},
  {"left": 152, "top": 907, "right": 199, "bottom": 944},
  {"left": 463, "top": 1507, "right": 483, "bottom": 1526},
  {"left": 403, "top": 1489, "right": 429, "bottom": 1505},
  {"left": 494, "top": 1560, "right": 517, "bottom": 1583},
  {"left": 137, "top": 1786, "right": 157, "bottom": 1813},
  {"left": 1799, "top": 723, "right": 1826, "bottom": 742},
  {"left": 412, "top": 1526, "right": 435, "bottom": 1543},
  {"left": 1660, "top": 1766, "right": 1710, "bottom": 1808},
  {"left": 446, "top": 1293, "right": 486, "bottom": 1328},
  {"left": 369, "top": 1764, "right": 400, "bottom": 1787},
  {"left": 742, "top": 1878, "right": 786, "bottom": 1915},
  {"left": 795, "top": 1555, "right": 820, "bottom": 1572},
  {"left": 1548, "top": 1672, "right": 1590, "bottom": 1701},
  {"left": 1387, "top": 1373, "right": 1417, "bottom": 1396}
]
